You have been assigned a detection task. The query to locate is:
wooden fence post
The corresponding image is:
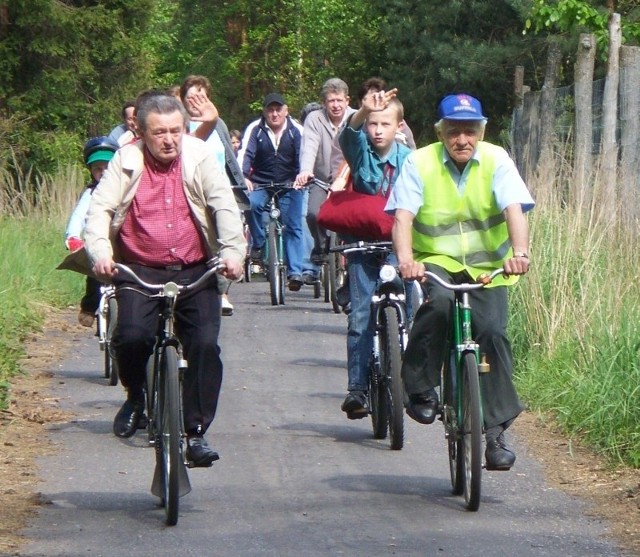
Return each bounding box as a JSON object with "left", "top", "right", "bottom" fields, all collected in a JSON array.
[
  {"left": 619, "top": 45, "right": 640, "bottom": 221},
  {"left": 573, "top": 33, "right": 596, "bottom": 208},
  {"left": 600, "top": 13, "right": 621, "bottom": 217}
]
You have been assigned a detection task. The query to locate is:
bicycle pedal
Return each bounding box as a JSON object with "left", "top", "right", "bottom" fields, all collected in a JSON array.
[{"left": 186, "top": 459, "right": 215, "bottom": 469}]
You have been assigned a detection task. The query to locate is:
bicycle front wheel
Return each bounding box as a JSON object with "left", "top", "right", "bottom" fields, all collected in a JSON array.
[
  {"left": 369, "top": 357, "right": 387, "bottom": 440},
  {"left": 159, "top": 345, "right": 181, "bottom": 525},
  {"left": 381, "top": 306, "right": 404, "bottom": 450},
  {"left": 106, "top": 297, "right": 119, "bottom": 386},
  {"left": 267, "top": 221, "right": 280, "bottom": 306},
  {"left": 461, "top": 351, "right": 482, "bottom": 511}
]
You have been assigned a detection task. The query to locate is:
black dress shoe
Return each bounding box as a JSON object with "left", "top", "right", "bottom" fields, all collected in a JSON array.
[
  {"left": 485, "top": 432, "right": 516, "bottom": 471},
  {"left": 341, "top": 391, "right": 368, "bottom": 419},
  {"left": 406, "top": 390, "right": 438, "bottom": 424},
  {"left": 187, "top": 436, "right": 220, "bottom": 467},
  {"left": 113, "top": 399, "right": 145, "bottom": 438}
]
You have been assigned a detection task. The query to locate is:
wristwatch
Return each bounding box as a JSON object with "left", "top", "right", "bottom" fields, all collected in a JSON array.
[{"left": 513, "top": 251, "right": 529, "bottom": 259}]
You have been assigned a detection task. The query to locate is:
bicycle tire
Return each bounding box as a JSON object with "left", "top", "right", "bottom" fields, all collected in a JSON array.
[
  {"left": 321, "top": 263, "right": 330, "bottom": 303},
  {"left": 369, "top": 359, "right": 388, "bottom": 440},
  {"left": 328, "top": 233, "right": 342, "bottom": 314},
  {"left": 159, "top": 345, "right": 181, "bottom": 525},
  {"left": 243, "top": 255, "right": 252, "bottom": 283},
  {"left": 461, "top": 351, "right": 482, "bottom": 511},
  {"left": 278, "top": 265, "right": 286, "bottom": 305},
  {"left": 382, "top": 306, "right": 404, "bottom": 450},
  {"left": 106, "top": 297, "right": 119, "bottom": 386},
  {"left": 146, "top": 351, "right": 157, "bottom": 445},
  {"left": 442, "top": 354, "right": 464, "bottom": 495},
  {"left": 313, "top": 277, "right": 321, "bottom": 299},
  {"left": 267, "top": 221, "right": 279, "bottom": 306}
]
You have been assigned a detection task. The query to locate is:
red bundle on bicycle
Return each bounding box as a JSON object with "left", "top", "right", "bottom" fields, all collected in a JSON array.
[{"left": 317, "top": 166, "right": 394, "bottom": 241}]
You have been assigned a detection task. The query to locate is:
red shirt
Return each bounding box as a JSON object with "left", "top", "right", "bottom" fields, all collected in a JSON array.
[{"left": 118, "top": 148, "right": 208, "bottom": 267}]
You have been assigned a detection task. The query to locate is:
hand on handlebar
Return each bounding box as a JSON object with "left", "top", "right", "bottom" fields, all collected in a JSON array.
[
  {"left": 294, "top": 171, "right": 314, "bottom": 189},
  {"left": 398, "top": 259, "right": 426, "bottom": 283},
  {"left": 221, "top": 258, "right": 243, "bottom": 281},
  {"left": 93, "top": 257, "right": 117, "bottom": 282},
  {"left": 503, "top": 255, "right": 530, "bottom": 276}
]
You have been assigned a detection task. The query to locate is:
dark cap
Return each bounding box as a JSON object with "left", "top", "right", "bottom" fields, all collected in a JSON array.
[
  {"left": 437, "top": 94, "right": 486, "bottom": 121},
  {"left": 263, "top": 93, "right": 286, "bottom": 108}
]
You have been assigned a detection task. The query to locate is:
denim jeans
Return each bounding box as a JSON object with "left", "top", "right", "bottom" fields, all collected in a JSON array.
[
  {"left": 247, "top": 188, "right": 306, "bottom": 276},
  {"left": 345, "top": 250, "right": 400, "bottom": 391}
]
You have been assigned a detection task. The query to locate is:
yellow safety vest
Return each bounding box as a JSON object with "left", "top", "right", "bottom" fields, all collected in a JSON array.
[{"left": 412, "top": 142, "right": 518, "bottom": 287}]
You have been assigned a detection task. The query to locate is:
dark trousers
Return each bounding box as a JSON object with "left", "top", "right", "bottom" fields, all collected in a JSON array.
[
  {"left": 402, "top": 264, "right": 524, "bottom": 429},
  {"left": 113, "top": 263, "right": 222, "bottom": 434},
  {"left": 80, "top": 276, "right": 102, "bottom": 313}
]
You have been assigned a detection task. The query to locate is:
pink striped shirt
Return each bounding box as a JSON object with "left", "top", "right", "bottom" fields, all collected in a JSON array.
[{"left": 118, "top": 148, "right": 207, "bottom": 267}]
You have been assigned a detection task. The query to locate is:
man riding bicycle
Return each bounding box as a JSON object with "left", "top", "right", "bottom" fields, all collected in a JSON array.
[{"left": 387, "top": 93, "right": 534, "bottom": 471}]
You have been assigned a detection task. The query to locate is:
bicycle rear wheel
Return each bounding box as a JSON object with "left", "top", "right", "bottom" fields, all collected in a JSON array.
[
  {"left": 461, "top": 351, "right": 482, "bottom": 511},
  {"left": 381, "top": 306, "right": 404, "bottom": 450},
  {"left": 159, "top": 345, "right": 181, "bottom": 525},
  {"left": 106, "top": 297, "right": 119, "bottom": 386},
  {"left": 442, "top": 354, "right": 463, "bottom": 495},
  {"left": 267, "top": 221, "right": 280, "bottom": 306}
]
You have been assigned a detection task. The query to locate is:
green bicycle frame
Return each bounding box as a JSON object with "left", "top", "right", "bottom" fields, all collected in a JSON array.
[{"left": 453, "top": 291, "right": 483, "bottom": 422}]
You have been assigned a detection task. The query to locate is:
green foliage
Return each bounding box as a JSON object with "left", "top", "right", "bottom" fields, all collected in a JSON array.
[
  {"left": 369, "top": 0, "right": 548, "bottom": 144},
  {"left": 525, "top": 0, "right": 640, "bottom": 55},
  {"left": 0, "top": 0, "right": 163, "bottom": 173}
]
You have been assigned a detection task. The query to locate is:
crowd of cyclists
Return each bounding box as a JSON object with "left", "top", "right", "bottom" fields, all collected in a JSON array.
[{"left": 64, "top": 74, "right": 533, "bottom": 474}]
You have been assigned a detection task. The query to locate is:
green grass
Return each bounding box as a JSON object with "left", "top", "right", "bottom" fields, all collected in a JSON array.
[
  {"left": 0, "top": 163, "right": 85, "bottom": 408},
  {"left": 511, "top": 181, "right": 640, "bottom": 468}
]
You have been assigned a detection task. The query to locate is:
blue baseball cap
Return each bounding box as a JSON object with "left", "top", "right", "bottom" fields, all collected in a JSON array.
[{"left": 437, "top": 94, "right": 486, "bottom": 121}]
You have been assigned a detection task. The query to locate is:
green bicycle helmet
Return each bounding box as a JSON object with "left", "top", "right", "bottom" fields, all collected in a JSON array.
[{"left": 83, "top": 136, "right": 118, "bottom": 166}]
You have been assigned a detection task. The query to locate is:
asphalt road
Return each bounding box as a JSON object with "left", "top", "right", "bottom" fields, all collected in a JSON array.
[{"left": 19, "top": 279, "right": 625, "bottom": 557}]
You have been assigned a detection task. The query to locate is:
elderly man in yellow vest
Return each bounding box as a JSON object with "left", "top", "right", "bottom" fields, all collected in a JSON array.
[{"left": 386, "top": 93, "right": 534, "bottom": 471}]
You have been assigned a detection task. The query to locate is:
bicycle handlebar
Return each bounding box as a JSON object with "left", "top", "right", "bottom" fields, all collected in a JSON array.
[
  {"left": 114, "top": 257, "right": 226, "bottom": 294},
  {"left": 251, "top": 182, "right": 296, "bottom": 191},
  {"left": 424, "top": 267, "right": 504, "bottom": 291},
  {"left": 329, "top": 240, "right": 393, "bottom": 254}
]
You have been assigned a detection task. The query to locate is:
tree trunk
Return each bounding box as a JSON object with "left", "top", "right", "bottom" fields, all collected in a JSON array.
[{"left": 573, "top": 33, "right": 596, "bottom": 209}]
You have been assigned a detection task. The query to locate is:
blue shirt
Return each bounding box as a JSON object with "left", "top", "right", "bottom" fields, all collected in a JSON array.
[
  {"left": 386, "top": 142, "right": 535, "bottom": 214},
  {"left": 339, "top": 122, "right": 411, "bottom": 195}
]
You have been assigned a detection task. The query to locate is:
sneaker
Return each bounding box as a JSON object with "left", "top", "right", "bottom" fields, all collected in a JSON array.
[
  {"left": 302, "top": 271, "right": 317, "bottom": 285},
  {"left": 78, "top": 310, "right": 95, "bottom": 328},
  {"left": 288, "top": 274, "right": 303, "bottom": 291},
  {"left": 250, "top": 247, "right": 264, "bottom": 263},
  {"left": 341, "top": 390, "right": 368, "bottom": 419},
  {"left": 336, "top": 283, "right": 350, "bottom": 308},
  {"left": 221, "top": 294, "right": 233, "bottom": 316}
]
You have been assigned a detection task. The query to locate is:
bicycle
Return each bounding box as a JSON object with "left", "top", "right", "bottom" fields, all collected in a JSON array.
[
  {"left": 330, "top": 241, "right": 409, "bottom": 450},
  {"left": 422, "top": 266, "right": 503, "bottom": 511},
  {"left": 114, "top": 258, "right": 225, "bottom": 526},
  {"left": 251, "top": 182, "right": 298, "bottom": 305},
  {"left": 96, "top": 284, "right": 118, "bottom": 386}
]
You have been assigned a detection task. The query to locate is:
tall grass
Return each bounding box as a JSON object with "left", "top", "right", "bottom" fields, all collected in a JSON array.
[
  {"left": 511, "top": 154, "right": 640, "bottom": 468},
  {"left": 0, "top": 164, "right": 85, "bottom": 407}
]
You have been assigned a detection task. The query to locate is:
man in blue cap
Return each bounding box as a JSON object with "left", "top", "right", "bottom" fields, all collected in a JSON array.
[{"left": 386, "top": 93, "right": 535, "bottom": 470}]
